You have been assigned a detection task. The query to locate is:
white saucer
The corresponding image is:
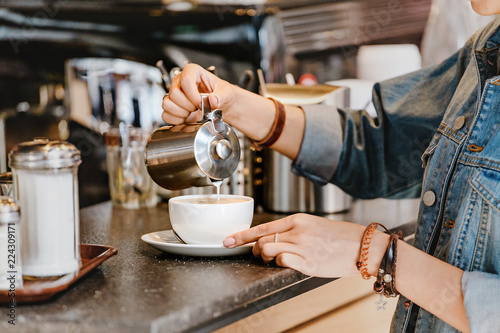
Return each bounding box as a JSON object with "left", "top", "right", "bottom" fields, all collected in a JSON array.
[{"left": 141, "top": 230, "right": 253, "bottom": 257}]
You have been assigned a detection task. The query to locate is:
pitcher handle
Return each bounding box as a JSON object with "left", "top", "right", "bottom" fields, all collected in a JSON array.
[
  {"left": 200, "top": 94, "right": 225, "bottom": 133},
  {"left": 200, "top": 93, "right": 211, "bottom": 121}
]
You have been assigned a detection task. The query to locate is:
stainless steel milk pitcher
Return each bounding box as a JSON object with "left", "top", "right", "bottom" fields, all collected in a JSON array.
[{"left": 145, "top": 94, "right": 240, "bottom": 190}]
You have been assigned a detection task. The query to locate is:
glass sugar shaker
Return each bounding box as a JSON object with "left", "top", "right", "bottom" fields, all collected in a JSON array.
[
  {"left": 8, "top": 138, "right": 82, "bottom": 278},
  {"left": 0, "top": 196, "right": 22, "bottom": 290}
]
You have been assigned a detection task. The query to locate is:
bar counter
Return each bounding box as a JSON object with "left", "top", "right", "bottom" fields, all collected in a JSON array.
[{"left": 2, "top": 198, "right": 418, "bottom": 332}]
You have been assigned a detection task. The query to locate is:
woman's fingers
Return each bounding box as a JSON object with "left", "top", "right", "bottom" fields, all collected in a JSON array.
[
  {"left": 260, "top": 242, "right": 301, "bottom": 264},
  {"left": 252, "top": 230, "right": 294, "bottom": 258},
  {"left": 162, "top": 97, "right": 191, "bottom": 118},
  {"left": 224, "top": 214, "right": 366, "bottom": 278},
  {"left": 161, "top": 64, "right": 208, "bottom": 123},
  {"left": 185, "top": 110, "right": 203, "bottom": 123},
  {"left": 275, "top": 253, "right": 308, "bottom": 272},
  {"left": 177, "top": 64, "right": 215, "bottom": 107},
  {"left": 162, "top": 64, "right": 237, "bottom": 128},
  {"left": 224, "top": 218, "right": 294, "bottom": 248},
  {"left": 252, "top": 237, "right": 336, "bottom": 277},
  {"left": 252, "top": 234, "right": 274, "bottom": 258},
  {"left": 168, "top": 81, "right": 199, "bottom": 112},
  {"left": 249, "top": 235, "right": 306, "bottom": 264}
]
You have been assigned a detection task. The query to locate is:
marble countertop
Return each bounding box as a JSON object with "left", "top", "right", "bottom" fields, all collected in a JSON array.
[{"left": 2, "top": 198, "right": 418, "bottom": 332}]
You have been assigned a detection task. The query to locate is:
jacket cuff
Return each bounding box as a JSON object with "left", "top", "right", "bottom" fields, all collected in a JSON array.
[
  {"left": 462, "top": 270, "right": 500, "bottom": 332},
  {"left": 292, "top": 104, "right": 343, "bottom": 185}
]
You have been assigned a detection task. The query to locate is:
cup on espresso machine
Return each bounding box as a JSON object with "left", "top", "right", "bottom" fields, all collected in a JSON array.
[{"left": 145, "top": 94, "right": 240, "bottom": 191}]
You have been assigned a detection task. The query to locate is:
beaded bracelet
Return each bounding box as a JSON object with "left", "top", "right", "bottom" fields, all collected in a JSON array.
[
  {"left": 356, "top": 222, "right": 391, "bottom": 280},
  {"left": 248, "top": 97, "right": 286, "bottom": 151}
]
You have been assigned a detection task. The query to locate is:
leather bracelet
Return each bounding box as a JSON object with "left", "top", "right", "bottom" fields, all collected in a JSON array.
[
  {"left": 390, "top": 231, "right": 404, "bottom": 295},
  {"left": 374, "top": 248, "right": 387, "bottom": 294},
  {"left": 383, "top": 235, "right": 398, "bottom": 297},
  {"left": 374, "top": 230, "right": 404, "bottom": 298},
  {"left": 249, "top": 97, "right": 286, "bottom": 151}
]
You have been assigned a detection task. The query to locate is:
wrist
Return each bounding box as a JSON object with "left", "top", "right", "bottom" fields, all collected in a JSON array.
[
  {"left": 223, "top": 87, "right": 276, "bottom": 141},
  {"left": 248, "top": 98, "right": 286, "bottom": 151}
]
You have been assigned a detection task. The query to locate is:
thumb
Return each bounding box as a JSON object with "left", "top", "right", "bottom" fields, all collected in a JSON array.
[{"left": 208, "top": 93, "right": 221, "bottom": 109}]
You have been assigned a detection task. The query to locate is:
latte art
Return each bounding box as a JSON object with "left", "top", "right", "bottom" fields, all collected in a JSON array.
[{"left": 176, "top": 197, "right": 250, "bottom": 205}]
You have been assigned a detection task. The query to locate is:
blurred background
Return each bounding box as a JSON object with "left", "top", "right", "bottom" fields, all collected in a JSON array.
[{"left": 2, "top": 0, "right": 477, "bottom": 209}]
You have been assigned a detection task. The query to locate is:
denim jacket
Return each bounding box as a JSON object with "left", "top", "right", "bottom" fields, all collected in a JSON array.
[{"left": 293, "top": 18, "right": 500, "bottom": 333}]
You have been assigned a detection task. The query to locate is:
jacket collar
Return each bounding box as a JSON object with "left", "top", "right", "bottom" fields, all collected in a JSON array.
[{"left": 474, "top": 17, "right": 500, "bottom": 51}]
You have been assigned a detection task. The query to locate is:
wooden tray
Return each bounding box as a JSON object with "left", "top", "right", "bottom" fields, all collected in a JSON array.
[{"left": 0, "top": 244, "right": 118, "bottom": 303}]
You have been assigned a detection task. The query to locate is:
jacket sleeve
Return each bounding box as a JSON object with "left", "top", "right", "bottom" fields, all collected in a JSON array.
[
  {"left": 462, "top": 271, "right": 500, "bottom": 332},
  {"left": 292, "top": 44, "right": 472, "bottom": 199}
]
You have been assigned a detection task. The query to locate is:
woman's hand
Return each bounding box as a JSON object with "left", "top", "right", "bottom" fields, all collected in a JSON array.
[
  {"left": 161, "top": 63, "right": 306, "bottom": 159},
  {"left": 223, "top": 214, "right": 389, "bottom": 278},
  {"left": 161, "top": 63, "right": 237, "bottom": 125},
  {"left": 225, "top": 215, "right": 471, "bottom": 332}
]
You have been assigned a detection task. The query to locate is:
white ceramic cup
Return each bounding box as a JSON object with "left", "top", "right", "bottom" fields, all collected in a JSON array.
[{"left": 168, "top": 194, "right": 254, "bottom": 245}]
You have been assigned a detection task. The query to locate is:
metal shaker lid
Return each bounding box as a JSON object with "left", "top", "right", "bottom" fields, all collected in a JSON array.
[
  {"left": 194, "top": 110, "right": 240, "bottom": 181},
  {"left": 0, "top": 172, "right": 12, "bottom": 184},
  {"left": 0, "top": 196, "right": 20, "bottom": 224},
  {"left": 8, "top": 137, "right": 81, "bottom": 170},
  {"left": 0, "top": 172, "right": 13, "bottom": 197}
]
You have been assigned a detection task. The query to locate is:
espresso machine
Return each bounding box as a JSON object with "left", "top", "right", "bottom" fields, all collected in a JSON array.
[{"left": 260, "top": 83, "right": 352, "bottom": 214}]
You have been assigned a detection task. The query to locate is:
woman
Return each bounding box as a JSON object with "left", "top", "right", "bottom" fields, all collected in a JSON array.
[{"left": 161, "top": 2, "right": 500, "bottom": 332}]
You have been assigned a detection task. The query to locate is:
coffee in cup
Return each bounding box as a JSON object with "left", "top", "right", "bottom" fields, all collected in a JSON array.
[{"left": 168, "top": 194, "right": 254, "bottom": 245}]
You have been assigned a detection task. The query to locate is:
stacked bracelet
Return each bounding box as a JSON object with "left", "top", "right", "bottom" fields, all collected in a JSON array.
[
  {"left": 356, "top": 223, "right": 404, "bottom": 300},
  {"left": 248, "top": 97, "right": 286, "bottom": 151}
]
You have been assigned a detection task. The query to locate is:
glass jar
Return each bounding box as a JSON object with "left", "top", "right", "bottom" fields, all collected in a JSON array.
[
  {"left": 9, "top": 138, "right": 81, "bottom": 278},
  {"left": 0, "top": 196, "right": 22, "bottom": 289}
]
